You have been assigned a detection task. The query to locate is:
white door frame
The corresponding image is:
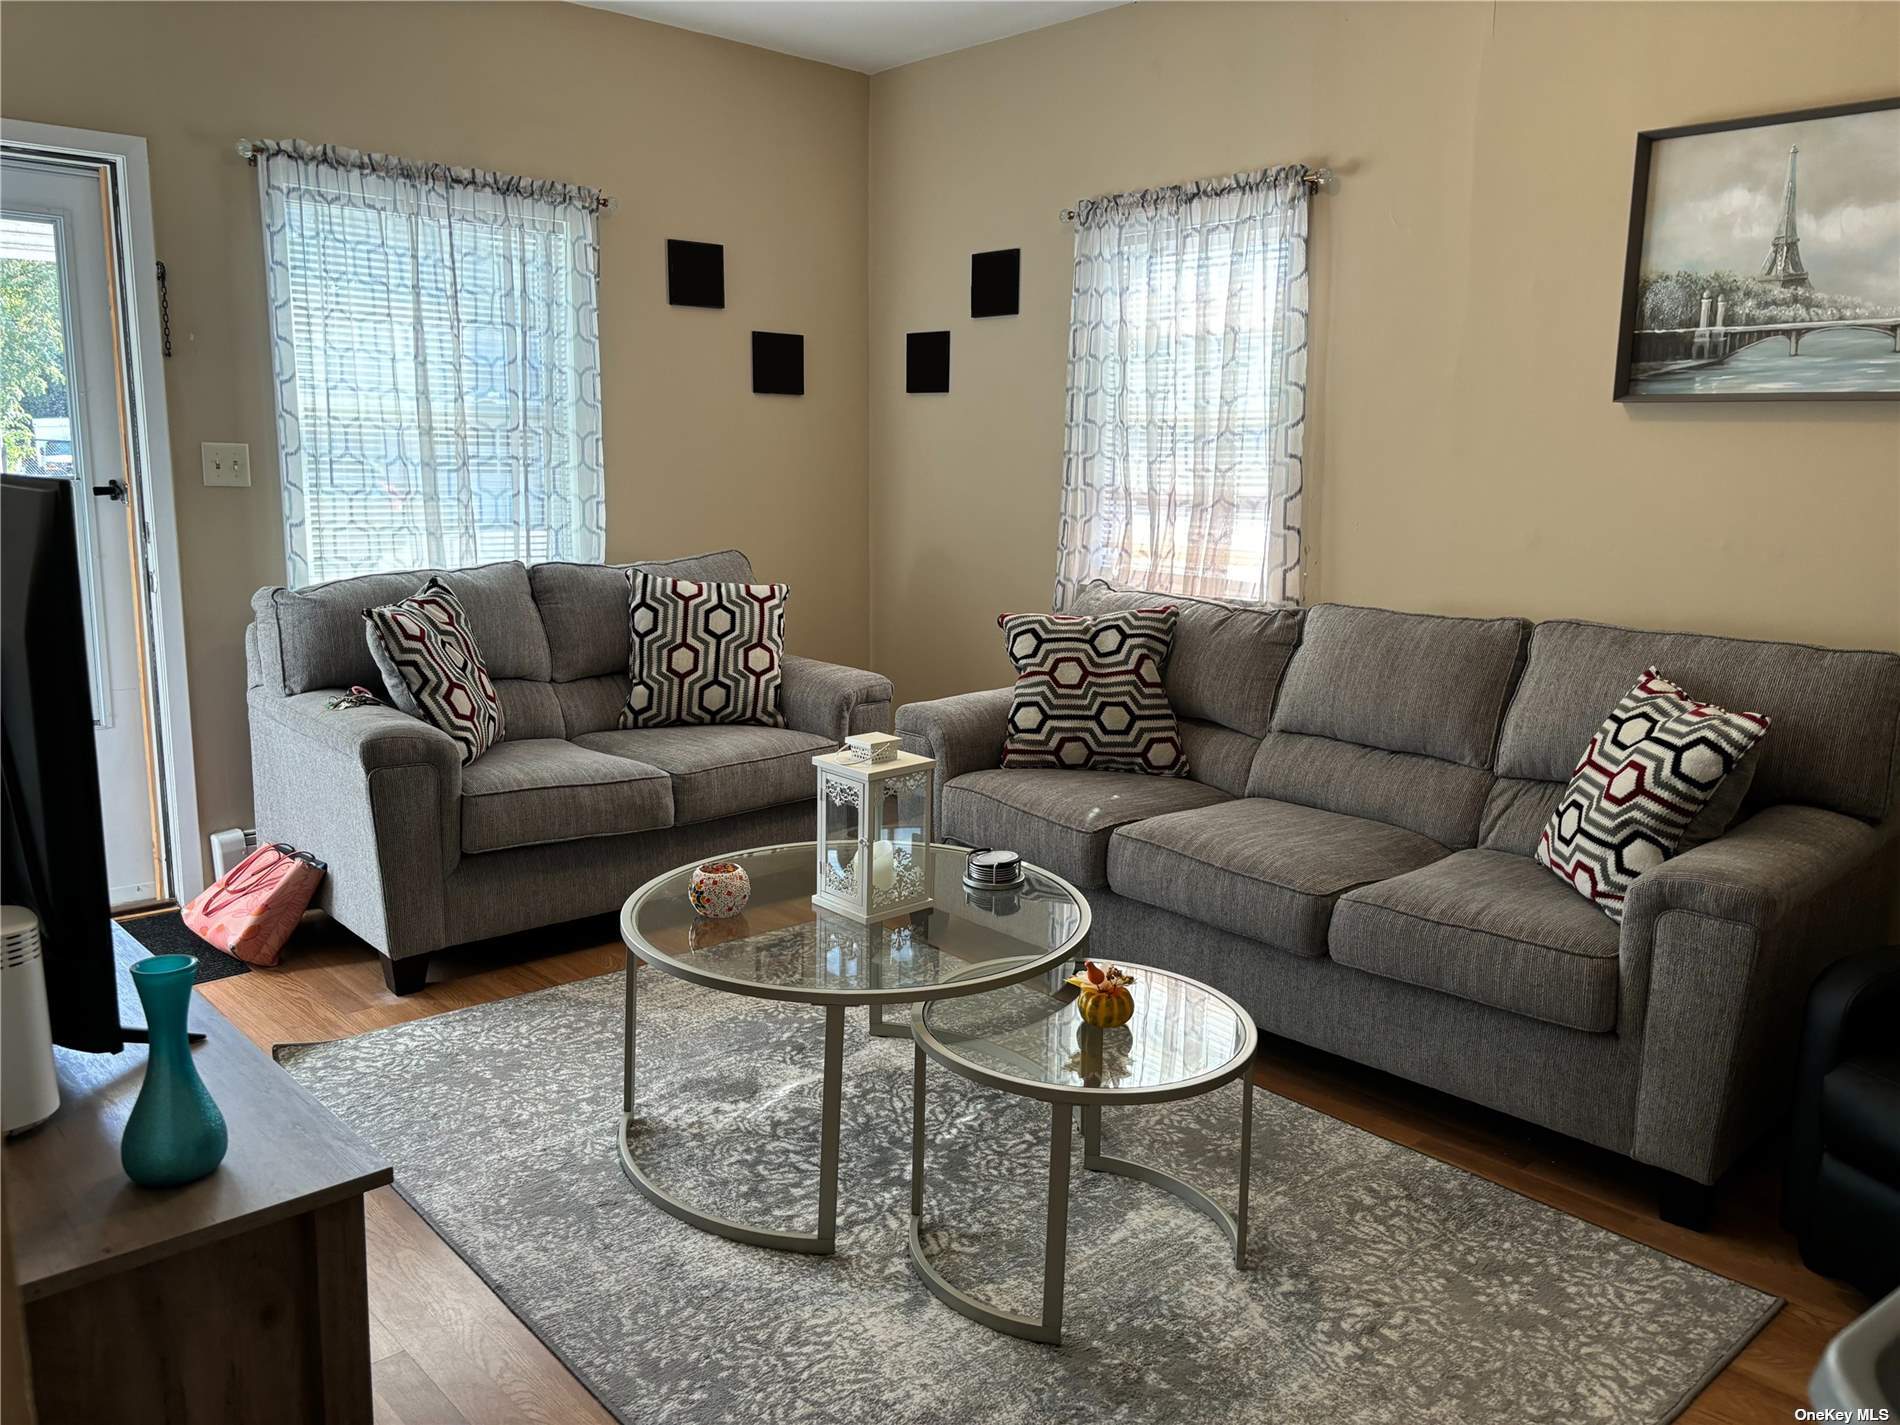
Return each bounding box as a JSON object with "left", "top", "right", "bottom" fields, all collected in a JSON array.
[{"left": 2, "top": 118, "right": 203, "bottom": 902}]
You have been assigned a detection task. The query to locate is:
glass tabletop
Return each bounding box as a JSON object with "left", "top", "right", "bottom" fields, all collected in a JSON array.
[
  {"left": 914, "top": 961, "right": 1257, "bottom": 1105},
  {"left": 622, "top": 843, "right": 1090, "bottom": 1004}
]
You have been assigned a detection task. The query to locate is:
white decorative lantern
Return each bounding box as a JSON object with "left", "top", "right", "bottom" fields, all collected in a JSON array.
[{"left": 812, "top": 735, "right": 935, "bottom": 922}]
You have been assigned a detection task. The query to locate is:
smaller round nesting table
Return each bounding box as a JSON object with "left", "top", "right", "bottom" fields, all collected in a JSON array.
[{"left": 908, "top": 961, "right": 1257, "bottom": 1344}]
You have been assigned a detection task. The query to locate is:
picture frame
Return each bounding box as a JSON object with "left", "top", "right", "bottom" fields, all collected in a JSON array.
[{"left": 1612, "top": 97, "right": 1900, "bottom": 403}]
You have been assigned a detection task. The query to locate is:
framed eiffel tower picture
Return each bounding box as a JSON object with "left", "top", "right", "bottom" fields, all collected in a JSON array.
[{"left": 1613, "top": 97, "right": 1900, "bottom": 402}]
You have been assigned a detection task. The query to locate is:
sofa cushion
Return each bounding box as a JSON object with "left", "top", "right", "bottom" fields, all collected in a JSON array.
[
  {"left": 255, "top": 561, "right": 551, "bottom": 696},
  {"left": 1480, "top": 778, "right": 1566, "bottom": 856},
  {"left": 460, "top": 739, "right": 673, "bottom": 855},
  {"left": 1070, "top": 581, "right": 1303, "bottom": 738},
  {"left": 1177, "top": 718, "right": 1261, "bottom": 798},
  {"left": 1329, "top": 849, "right": 1622, "bottom": 1033},
  {"left": 1250, "top": 604, "right": 1530, "bottom": 849},
  {"left": 552, "top": 674, "right": 632, "bottom": 740},
  {"left": 493, "top": 679, "right": 565, "bottom": 742},
  {"left": 363, "top": 577, "right": 505, "bottom": 766},
  {"left": 1270, "top": 604, "right": 1530, "bottom": 767},
  {"left": 531, "top": 550, "right": 756, "bottom": 683},
  {"left": 1497, "top": 619, "right": 1900, "bottom": 823},
  {"left": 998, "top": 607, "right": 1188, "bottom": 776},
  {"left": 939, "top": 769, "right": 1229, "bottom": 889},
  {"left": 1481, "top": 757, "right": 1756, "bottom": 859},
  {"left": 1534, "top": 668, "right": 1772, "bottom": 923},
  {"left": 620, "top": 571, "right": 788, "bottom": 728},
  {"left": 573, "top": 724, "right": 833, "bottom": 824},
  {"left": 1246, "top": 731, "right": 1495, "bottom": 848},
  {"left": 1107, "top": 798, "right": 1450, "bottom": 957}
]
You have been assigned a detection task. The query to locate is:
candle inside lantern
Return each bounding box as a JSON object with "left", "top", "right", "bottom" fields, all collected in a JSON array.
[{"left": 872, "top": 839, "right": 895, "bottom": 893}]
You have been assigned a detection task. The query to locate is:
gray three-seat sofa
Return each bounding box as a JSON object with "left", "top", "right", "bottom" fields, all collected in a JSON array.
[
  {"left": 246, "top": 549, "right": 892, "bottom": 993},
  {"left": 896, "top": 585, "right": 1900, "bottom": 1218}
]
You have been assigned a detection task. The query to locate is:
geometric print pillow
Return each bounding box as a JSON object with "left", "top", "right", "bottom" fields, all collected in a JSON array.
[
  {"left": 997, "top": 606, "right": 1188, "bottom": 776},
  {"left": 618, "top": 571, "right": 788, "bottom": 728},
  {"left": 362, "top": 577, "right": 505, "bottom": 766},
  {"left": 1535, "top": 667, "right": 1770, "bottom": 922}
]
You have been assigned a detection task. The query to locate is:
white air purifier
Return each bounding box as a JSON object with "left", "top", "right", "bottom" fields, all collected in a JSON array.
[{"left": 2, "top": 905, "right": 62, "bottom": 1136}]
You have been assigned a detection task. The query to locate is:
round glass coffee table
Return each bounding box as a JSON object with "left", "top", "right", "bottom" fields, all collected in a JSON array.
[
  {"left": 908, "top": 960, "right": 1257, "bottom": 1344},
  {"left": 618, "top": 842, "right": 1090, "bottom": 1256}
]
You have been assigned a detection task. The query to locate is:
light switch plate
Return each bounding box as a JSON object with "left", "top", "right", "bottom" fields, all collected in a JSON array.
[{"left": 201, "top": 441, "right": 251, "bottom": 487}]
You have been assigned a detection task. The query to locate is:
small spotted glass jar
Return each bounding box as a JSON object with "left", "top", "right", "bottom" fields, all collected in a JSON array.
[{"left": 688, "top": 861, "right": 751, "bottom": 920}]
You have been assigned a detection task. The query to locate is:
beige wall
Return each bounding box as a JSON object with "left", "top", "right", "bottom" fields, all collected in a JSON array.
[
  {"left": 868, "top": 1, "right": 1900, "bottom": 707},
  {"left": 0, "top": 1, "right": 870, "bottom": 868},
  {"left": 6, "top": 0, "right": 1899, "bottom": 880}
]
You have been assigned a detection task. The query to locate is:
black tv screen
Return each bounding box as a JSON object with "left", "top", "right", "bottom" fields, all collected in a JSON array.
[{"left": 2, "top": 474, "right": 123, "bottom": 1053}]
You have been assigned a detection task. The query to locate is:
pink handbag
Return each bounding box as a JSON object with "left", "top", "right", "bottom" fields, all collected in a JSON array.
[{"left": 181, "top": 843, "right": 326, "bottom": 967}]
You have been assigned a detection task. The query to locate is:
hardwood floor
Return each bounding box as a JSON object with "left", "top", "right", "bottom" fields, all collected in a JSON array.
[
  {"left": 195, "top": 914, "right": 1865, "bottom": 1425},
  {"left": 202, "top": 917, "right": 620, "bottom": 1425}
]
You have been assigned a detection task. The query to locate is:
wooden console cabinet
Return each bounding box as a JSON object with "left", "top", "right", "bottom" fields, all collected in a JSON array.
[{"left": 4, "top": 934, "right": 391, "bottom": 1423}]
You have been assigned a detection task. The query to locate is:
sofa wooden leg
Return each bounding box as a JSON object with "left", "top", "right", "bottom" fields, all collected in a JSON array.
[
  {"left": 1658, "top": 1173, "right": 1715, "bottom": 1231},
  {"left": 382, "top": 954, "right": 431, "bottom": 996}
]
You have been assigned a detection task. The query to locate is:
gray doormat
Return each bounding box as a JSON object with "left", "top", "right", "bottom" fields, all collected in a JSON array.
[{"left": 278, "top": 970, "right": 1775, "bottom": 1425}]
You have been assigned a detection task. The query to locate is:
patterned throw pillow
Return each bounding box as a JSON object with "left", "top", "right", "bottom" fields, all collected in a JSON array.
[
  {"left": 1536, "top": 668, "right": 1770, "bottom": 921},
  {"left": 362, "top": 578, "right": 505, "bottom": 765},
  {"left": 998, "top": 607, "right": 1188, "bottom": 776},
  {"left": 619, "top": 572, "right": 788, "bottom": 728}
]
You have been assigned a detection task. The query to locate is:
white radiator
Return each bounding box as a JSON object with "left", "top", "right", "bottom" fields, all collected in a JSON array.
[{"left": 209, "top": 827, "right": 259, "bottom": 880}]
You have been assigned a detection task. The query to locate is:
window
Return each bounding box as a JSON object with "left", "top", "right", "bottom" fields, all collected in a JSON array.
[
  {"left": 254, "top": 141, "right": 605, "bottom": 586},
  {"left": 1053, "top": 168, "right": 1311, "bottom": 609}
]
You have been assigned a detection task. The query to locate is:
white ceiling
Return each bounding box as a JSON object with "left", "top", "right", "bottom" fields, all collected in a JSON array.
[{"left": 577, "top": 1, "right": 1130, "bottom": 74}]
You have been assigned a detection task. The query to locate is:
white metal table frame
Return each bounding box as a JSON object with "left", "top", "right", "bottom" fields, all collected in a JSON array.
[
  {"left": 907, "top": 964, "right": 1259, "bottom": 1344},
  {"left": 618, "top": 842, "right": 1091, "bottom": 1257}
]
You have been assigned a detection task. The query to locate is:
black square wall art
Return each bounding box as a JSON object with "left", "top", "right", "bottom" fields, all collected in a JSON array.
[
  {"left": 752, "top": 331, "right": 804, "bottom": 396},
  {"left": 667, "top": 239, "right": 725, "bottom": 309},
  {"left": 907, "top": 331, "right": 951, "bottom": 394},
  {"left": 971, "top": 248, "right": 1020, "bottom": 318}
]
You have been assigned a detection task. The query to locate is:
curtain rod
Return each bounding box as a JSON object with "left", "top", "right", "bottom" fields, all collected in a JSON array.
[
  {"left": 1056, "top": 166, "right": 1334, "bottom": 224},
  {"left": 235, "top": 141, "right": 614, "bottom": 213}
]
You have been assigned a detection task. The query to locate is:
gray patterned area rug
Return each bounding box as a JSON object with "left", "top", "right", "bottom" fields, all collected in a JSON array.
[{"left": 278, "top": 970, "right": 1775, "bottom": 1425}]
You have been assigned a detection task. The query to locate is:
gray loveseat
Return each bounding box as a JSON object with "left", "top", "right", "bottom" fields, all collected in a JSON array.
[
  {"left": 246, "top": 549, "right": 892, "bottom": 993},
  {"left": 897, "top": 585, "right": 1900, "bottom": 1217}
]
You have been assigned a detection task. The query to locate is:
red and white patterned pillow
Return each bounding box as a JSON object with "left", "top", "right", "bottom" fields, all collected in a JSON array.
[
  {"left": 619, "top": 571, "right": 788, "bottom": 728},
  {"left": 997, "top": 607, "right": 1188, "bottom": 776},
  {"left": 363, "top": 578, "right": 504, "bottom": 765},
  {"left": 1536, "top": 667, "right": 1770, "bottom": 921}
]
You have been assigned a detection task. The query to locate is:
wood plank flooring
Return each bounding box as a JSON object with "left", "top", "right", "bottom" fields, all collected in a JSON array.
[{"left": 190, "top": 913, "right": 1864, "bottom": 1424}]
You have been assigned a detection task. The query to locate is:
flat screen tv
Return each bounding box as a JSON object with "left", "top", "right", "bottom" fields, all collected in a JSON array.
[{"left": 1, "top": 473, "right": 124, "bottom": 1052}]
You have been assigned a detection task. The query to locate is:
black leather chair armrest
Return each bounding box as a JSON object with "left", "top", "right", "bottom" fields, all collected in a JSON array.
[{"left": 1784, "top": 945, "right": 1900, "bottom": 1232}]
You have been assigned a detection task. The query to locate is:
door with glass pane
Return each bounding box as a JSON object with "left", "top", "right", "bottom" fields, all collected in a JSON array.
[{"left": 2, "top": 156, "right": 164, "bottom": 908}]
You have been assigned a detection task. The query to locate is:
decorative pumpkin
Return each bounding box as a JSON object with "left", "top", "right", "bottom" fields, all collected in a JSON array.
[{"left": 1066, "top": 960, "right": 1136, "bottom": 1028}]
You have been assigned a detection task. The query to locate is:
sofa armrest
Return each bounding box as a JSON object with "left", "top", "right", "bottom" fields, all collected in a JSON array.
[
  {"left": 247, "top": 690, "right": 461, "bottom": 958},
  {"left": 256, "top": 692, "right": 465, "bottom": 776},
  {"left": 779, "top": 656, "right": 894, "bottom": 742},
  {"left": 1625, "top": 804, "right": 1885, "bottom": 930},
  {"left": 1623, "top": 804, "right": 1898, "bottom": 1184},
  {"left": 895, "top": 687, "right": 1014, "bottom": 805}
]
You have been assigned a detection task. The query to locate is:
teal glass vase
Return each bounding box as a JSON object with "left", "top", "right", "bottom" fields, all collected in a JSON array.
[{"left": 121, "top": 955, "right": 228, "bottom": 1188}]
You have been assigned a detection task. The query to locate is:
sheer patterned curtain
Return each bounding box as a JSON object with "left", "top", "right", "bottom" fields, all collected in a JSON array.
[
  {"left": 1053, "top": 165, "right": 1310, "bottom": 609},
  {"left": 254, "top": 140, "right": 605, "bottom": 586}
]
